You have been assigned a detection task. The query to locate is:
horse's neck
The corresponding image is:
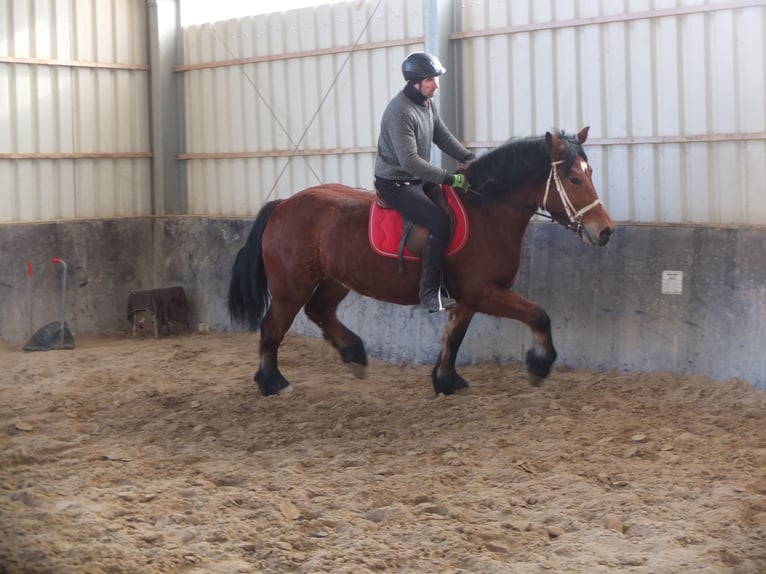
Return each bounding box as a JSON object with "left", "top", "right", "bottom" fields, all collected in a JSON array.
[
  {"left": 483, "top": 179, "right": 542, "bottom": 223},
  {"left": 470, "top": 197, "right": 535, "bottom": 238}
]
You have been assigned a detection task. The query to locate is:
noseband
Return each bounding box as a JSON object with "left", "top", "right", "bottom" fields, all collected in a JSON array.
[{"left": 542, "top": 160, "right": 601, "bottom": 237}]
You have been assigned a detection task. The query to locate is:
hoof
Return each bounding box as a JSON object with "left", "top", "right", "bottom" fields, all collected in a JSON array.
[
  {"left": 339, "top": 340, "right": 368, "bottom": 375},
  {"left": 527, "top": 373, "right": 544, "bottom": 387},
  {"left": 277, "top": 384, "right": 295, "bottom": 395},
  {"left": 525, "top": 347, "right": 556, "bottom": 383},
  {"left": 348, "top": 362, "right": 367, "bottom": 380},
  {"left": 432, "top": 370, "right": 470, "bottom": 396},
  {"left": 254, "top": 369, "right": 291, "bottom": 396},
  {"left": 435, "top": 386, "right": 471, "bottom": 397}
]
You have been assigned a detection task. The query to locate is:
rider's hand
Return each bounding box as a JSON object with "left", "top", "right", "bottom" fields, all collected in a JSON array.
[{"left": 447, "top": 173, "right": 471, "bottom": 194}]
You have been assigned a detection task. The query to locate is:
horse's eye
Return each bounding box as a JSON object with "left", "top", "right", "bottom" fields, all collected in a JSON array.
[{"left": 569, "top": 176, "right": 582, "bottom": 185}]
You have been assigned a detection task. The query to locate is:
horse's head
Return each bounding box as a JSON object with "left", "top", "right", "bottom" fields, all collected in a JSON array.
[{"left": 543, "top": 127, "right": 615, "bottom": 246}]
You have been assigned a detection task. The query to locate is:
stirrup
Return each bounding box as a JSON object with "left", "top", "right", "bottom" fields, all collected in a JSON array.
[{"left": 425, "top": 286, "right": 456, "bottom": 313}]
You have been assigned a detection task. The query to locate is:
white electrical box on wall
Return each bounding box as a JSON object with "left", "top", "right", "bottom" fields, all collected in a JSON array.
[{"left": 661, "top": 271, "right": 684, "bottom": 295}]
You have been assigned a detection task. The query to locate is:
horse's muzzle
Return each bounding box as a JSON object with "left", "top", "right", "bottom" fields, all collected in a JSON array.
[
  {"left": 581, "top": 220, "right": 615, "bottom": 246},
  {"left": 597, "top": 225, "right": 614, "bottom": 246}
]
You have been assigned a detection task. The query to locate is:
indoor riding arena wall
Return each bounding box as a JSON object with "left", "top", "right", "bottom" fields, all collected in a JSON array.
[{"left": 1, "top": 217, "right": 764, "bottom": 391}]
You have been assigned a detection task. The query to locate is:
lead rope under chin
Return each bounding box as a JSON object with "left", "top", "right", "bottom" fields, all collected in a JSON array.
[{"left": 542, "top": 160, "right": 602, "bottom": 230}]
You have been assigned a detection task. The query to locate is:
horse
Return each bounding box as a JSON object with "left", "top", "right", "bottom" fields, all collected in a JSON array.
[{"left": 228, "top": 127, "right": 615, "bottom": 396}]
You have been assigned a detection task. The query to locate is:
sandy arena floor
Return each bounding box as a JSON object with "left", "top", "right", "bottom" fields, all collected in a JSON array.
[{"left": 1, "top": 331, "right": 765, "bottom": 573}]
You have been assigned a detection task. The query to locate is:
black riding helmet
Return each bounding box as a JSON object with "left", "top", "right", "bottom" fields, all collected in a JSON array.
[{"left": 402, "top": 51, "right": 446, "bottom": 82}]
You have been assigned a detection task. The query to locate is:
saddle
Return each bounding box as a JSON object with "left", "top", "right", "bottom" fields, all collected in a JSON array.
[{"left": 368, "top": 182, "right": 469, "bottom": 273}]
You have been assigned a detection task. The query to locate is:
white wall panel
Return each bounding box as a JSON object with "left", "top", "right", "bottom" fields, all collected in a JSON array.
[
  {"left": 0, "top": 0, "right": 151, "bottom": 223},
  {"left": 180, "top": 0, "right": 424, "bottom": 215},
  {"left": 178, "top": 0, "right": 764, "bottom": 223},
  {"left": 458, "top": 0, "right": 766, "bottom": 224},
  {"left": 4, "top": 1, "right": 763, "bottom": 224}
]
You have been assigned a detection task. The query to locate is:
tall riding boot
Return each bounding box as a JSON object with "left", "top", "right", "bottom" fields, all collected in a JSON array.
[{"left": 419, "top": 235, "right": 457, "bottom": 313}]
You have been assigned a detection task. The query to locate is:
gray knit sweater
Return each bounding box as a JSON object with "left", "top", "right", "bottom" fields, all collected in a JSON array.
[{"left": 375, "top": 88, "right": 474, "bottom": 184}]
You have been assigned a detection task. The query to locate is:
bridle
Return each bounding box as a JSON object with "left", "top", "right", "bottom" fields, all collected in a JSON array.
[
  {"left": 464, "top": 158, "right": 602, "bottom": 240},
  {"left": 540, "top": 160, "right": 602, "bottom": 238}
]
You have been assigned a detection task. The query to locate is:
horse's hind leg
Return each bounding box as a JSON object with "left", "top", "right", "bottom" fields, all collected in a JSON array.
[
  {"left": 256, "top": 299, "right": 305, "bottom": 396},
  {"left": 432, "top": 305, "right": 475, "bottom": 395},
  {"left": 304, "top": 279, "right": 368, "bottom": 378}
]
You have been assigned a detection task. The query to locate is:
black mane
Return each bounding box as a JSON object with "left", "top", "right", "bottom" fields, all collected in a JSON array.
[{"left": 466, "top": 131, "right": 587, "bottom": 202}]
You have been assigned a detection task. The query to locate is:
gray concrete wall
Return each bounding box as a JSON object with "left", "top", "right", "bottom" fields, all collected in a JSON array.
[
  {"left": 290, "top": 223, "right": 766, "bottom": 389},
  {"left": 1, "top": 218, "right": 764, "bottom": 390},
  {"left": 0, "top": 219, "right": 155, "bottom": 343},
  {"left": 0, "top": 217, "right": 249, "bottom": 343}
]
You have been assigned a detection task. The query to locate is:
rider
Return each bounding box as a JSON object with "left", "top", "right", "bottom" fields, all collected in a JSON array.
[{"left": 374, "top": 51, "right": 475, "bottom": 313}]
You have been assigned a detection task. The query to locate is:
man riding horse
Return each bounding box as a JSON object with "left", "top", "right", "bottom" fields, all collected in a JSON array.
[{"left": 374, "top": 51, "right": 475, "bottom": 313}]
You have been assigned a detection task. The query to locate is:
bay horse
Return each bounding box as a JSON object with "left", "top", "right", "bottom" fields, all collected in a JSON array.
[{"left": 228, "top": 127, "right": 615, "bottom": 396}]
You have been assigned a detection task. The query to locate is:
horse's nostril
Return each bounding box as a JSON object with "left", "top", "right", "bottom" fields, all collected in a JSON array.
[{"left": 599, "top": 227, "right": 613, "bottom": 245}]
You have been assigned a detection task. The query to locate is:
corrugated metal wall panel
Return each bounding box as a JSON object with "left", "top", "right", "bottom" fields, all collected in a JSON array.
[
  {"left": 180, "top": 0, "right": 423, "bottom": 215},
  {"left": 4, "top": 1, "right": 764, "bottom": 224},
  {"left": 0, "top": 0, "right": 150, "bottom": 223},
  {"left": 458, "top": 0, "right": 766, "bottom": 224}
]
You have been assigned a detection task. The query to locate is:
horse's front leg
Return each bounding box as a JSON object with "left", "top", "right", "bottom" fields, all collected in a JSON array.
[
  {"left": 432, "top": 305, "right": 476, "bottom": 395},
  {"left": 304, "top": 279, "right": 368, "bottom": 379},
  {"left": 477, "top": 287, "right": 557, "bottom": 386}
]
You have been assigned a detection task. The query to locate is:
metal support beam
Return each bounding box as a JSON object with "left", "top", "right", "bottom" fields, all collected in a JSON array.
[
  {"left": 424, "top": 0, "right": 460, "bottom": 172},
  {"left": 147, "top": 0, "right": 185, "bottom": 215}
]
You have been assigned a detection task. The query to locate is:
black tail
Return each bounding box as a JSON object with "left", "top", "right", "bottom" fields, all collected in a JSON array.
[{"left": 228, "top": 200, "right": 281, "bottom": 330}]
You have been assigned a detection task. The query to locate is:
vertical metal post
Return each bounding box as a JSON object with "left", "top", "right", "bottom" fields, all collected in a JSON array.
[
  {"left": 27, "top": 261, "right": 34, "bottom": 339},
  {"left": 51, "top": 259, "right": 67, "bottom": 349},
  {"left": 424, "top": 0, "right": 459, "bottom": 172},
  {"left": 147, "top": 0, "right": 185, "bottom": 215}
]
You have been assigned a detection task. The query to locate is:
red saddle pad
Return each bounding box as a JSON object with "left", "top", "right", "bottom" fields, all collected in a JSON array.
[{"left": 368, "top": 185, "right": 469, "bottom": 260}]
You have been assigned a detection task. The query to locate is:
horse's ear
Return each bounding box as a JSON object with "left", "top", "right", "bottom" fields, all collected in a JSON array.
[
  {"left": 577, "top": 126, "right": 590, "bottom": 144},
  {"left": 545, "top": 131, "right": 567, "bottom": 158}
]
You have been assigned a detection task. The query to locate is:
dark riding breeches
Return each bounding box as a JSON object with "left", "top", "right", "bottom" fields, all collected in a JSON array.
[{"left": 374, "top": 178, "right": 450, "bottom": 243}]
